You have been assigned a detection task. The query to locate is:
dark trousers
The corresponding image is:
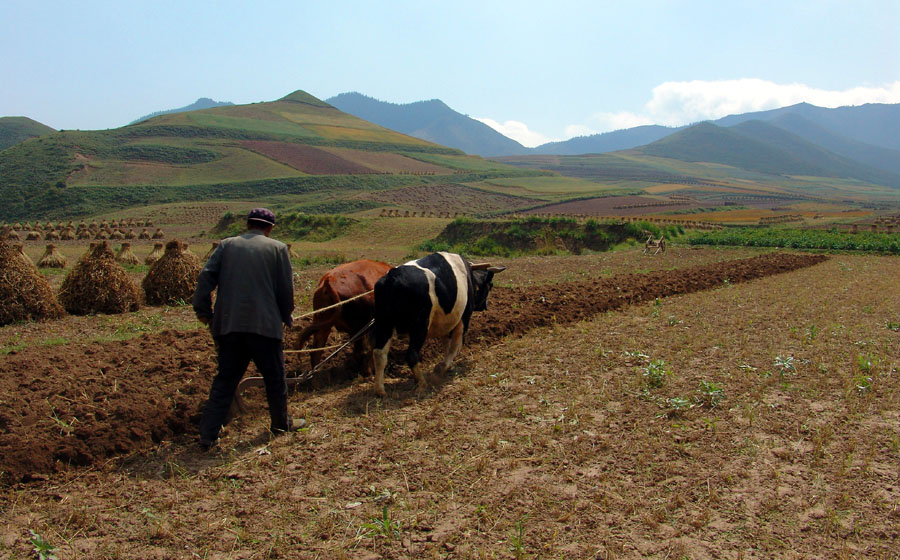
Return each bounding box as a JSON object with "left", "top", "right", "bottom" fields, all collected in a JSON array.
[{"left": 199, "top": 332, "right": 291, "bottom": 442}]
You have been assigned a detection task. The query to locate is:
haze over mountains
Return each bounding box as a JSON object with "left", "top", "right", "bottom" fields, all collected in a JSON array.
[
  {"left": 326, "top": 92, "right": 900, "bottom": 186},
  {"left": 326, "top": 92, "right": 528, "bottom": 157}
]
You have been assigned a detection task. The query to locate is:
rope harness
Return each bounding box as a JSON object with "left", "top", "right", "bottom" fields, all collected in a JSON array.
[
  {"left": 290, "top": 289, "right": 374, "bottom": 322},
  {"left": 233, "top": 293, "right": 377, "bottom": 400}
]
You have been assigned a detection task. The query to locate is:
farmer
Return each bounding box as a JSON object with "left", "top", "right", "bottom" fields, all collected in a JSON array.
[{"left": 193, "top": 207, "right": 305, "bottom": 450}]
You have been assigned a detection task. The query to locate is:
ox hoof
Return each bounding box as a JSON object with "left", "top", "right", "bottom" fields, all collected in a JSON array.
[
  {"left": 432, "top": 363, "right": 448, "bottom": 377},
  {"left": 373, "top": 385, "right": 387, "bottom": 398}
]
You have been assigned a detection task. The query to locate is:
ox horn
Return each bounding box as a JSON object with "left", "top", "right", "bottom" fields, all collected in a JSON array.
[{"left": 470, "top": 262, "right": 507, "bottom": 273}]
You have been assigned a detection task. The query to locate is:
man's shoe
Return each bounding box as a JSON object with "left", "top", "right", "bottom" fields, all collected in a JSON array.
[
  {"left": 273, "top": 418, "right": 307, "bottom": 435},
  {"left": 199, "top": 437, "right": 217, "bottom": 451}
]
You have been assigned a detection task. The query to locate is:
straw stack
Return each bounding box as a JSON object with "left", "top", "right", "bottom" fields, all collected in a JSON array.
[
  {"left": 144, "top": 242, "right": 164, "bottom": 265},
  {"left": 204, "top": 241, "right": 219, "bottom": 259},
  {"left": 36, "top": 244, "right": 66, "bottom": 268},
  {"left": 58, "top": 241, "right": 140, "bottom": 315},
  {"left": 142, "top": 239, "right": 203, "bottom": 305},
  {"left": 115, "top": 242, "right": 141, "bottom": 266},
  {"left": 0, "top": 240, "right": 64, "bottom": 325}
]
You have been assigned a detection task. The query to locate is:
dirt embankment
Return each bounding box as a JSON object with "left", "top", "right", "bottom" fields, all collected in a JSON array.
[{"left": 0, "top": 252, "right": 827, "bottom": 483}]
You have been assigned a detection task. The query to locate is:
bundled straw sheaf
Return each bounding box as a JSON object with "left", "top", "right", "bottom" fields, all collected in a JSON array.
[
  {"left": 37, "top": 244, "right": 67, "bottom": 268},
  {"left": 0, "top": 240, "right": 64, "bottom": 325},
  {"left": 58, "top": 242, "right": 140, "bottom": 315},
  {"left": 142, "top": 239, "right": 203, "bottom": 306},
  {"left": 144, "top": 242, "right": 164, "bottom": 265},
  {"left": 115, "top": 242, "right": 140, "bottom": 265}
]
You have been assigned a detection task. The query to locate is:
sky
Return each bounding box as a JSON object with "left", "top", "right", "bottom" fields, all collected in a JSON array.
[{"left": 2, "top": 0, "right": 899, "bottom": 147}]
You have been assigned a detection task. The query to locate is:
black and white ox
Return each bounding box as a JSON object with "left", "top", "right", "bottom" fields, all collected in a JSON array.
[{"left": 372, "top": 252, "right": 505, "bottom": 396}]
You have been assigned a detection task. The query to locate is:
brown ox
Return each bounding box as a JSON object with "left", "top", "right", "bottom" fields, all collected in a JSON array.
[{"left": 295, "top": 259, "right": 392, "bottom": 375}]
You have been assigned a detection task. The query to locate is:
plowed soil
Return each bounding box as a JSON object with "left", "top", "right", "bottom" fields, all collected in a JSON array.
[
  {"left": 240, "top": 141, "right": 374, "bottom": 174},
  {"left": 0, "top": 253, "right": 826, "bottom": 484}
]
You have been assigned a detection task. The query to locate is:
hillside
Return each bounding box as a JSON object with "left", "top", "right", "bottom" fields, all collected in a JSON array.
[
  {"left": 638, "top": 121, "right": 900, "bottom": 187},
  {"left": 714, "top": 102, "right": 900, "bottom": 151},
  {"left": 532, "top": 124, "right": 680, "bottom": 155},
  {"left": 327, "top": 92, "right": 527, "bottom": 157},
  {"left": 0, "top": 90, "right": 536, "bottom": 221},
  {"left": 762, "top": 112, "right": 900, "bottom": 176},
  {"left": 0, "top": 116, "right": 56, "bottom": 151},
  {"left": 129, "top": 97, "right": 235, "bottom": 125}
]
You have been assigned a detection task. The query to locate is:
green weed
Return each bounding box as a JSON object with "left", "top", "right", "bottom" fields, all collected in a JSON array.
[
  {"left": 509, "top": 516, "right": 528, "bottom": 560},
  {"left": 697, "top": 381, "right": 725, "bottom": 408},
  {"left": 774, "top": 355, "right": 796, "bottom": 377},
  {"left": 360, "top": 505, "right": 401, "bottom": 541},
  {"left": 28, "top": 529, "right": 57, "bottom": 560},
  {"left": 642, "top": 359, "right": 669, "bottom": 389}
]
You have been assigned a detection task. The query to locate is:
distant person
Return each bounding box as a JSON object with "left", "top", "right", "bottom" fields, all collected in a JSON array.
[{"left": 193, "top": 207, "right": 305, "bottom": 449}]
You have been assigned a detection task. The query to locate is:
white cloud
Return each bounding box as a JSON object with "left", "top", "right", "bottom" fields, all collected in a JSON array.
[
  {"left": 473, "top": 117, "right": 556, "bottom": 148},
  {"left": 584, "top": 111, "right": 656, "bottom": 134},
  {"left": 476, "top": 79, "right": 900, "bottom": 145},
  {"left": 644, "top": 79, "right": 900, "bottom": 126}
]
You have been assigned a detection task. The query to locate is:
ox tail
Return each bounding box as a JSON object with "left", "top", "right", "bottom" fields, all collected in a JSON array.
[{"left": 295, "top": 320, "right": 332, "bottom": 350}]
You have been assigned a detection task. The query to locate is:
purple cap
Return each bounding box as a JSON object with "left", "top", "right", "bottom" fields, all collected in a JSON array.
[{"left": 247, "top": 207, "right": 276, "bottom": 226}]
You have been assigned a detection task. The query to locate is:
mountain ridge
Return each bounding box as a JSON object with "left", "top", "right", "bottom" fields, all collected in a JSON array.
[
  {"left": 327, "top": 92, "right": 527, "bottom": 157},
  {"left": 129, "top": 97, "right": 235, "bottom": 125},
  {"left": 0, "top": 117, "right": 56, "bottom": 151}
]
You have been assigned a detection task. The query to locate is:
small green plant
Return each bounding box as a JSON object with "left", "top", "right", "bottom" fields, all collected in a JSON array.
[
  {"left": 666, "top": 396, "right": 692, "bottom": 416},
  {"left": 856, "top": 353, "right": 877, "bottom": 373},
  {"left": 806, "top": 324, "right": 818, "bottom": 341},
  {"left": 774, "top": 355, "right": 796, "bottom": 377},
  {"left": 509, "top": 516, "right": 528, "bottom": 559},
  {"left": 28, "top": 529, "right": 57, "bottom": 560},
  {"left": 697, "top": 381, "right": 725, "bottom": 408},
  {"left": 853, "top": 374, "right": 873, "bottom": 395},
  {"left": 642, "top": 359, "right": 669, "bottom": 389},
  {"left": 48, "top": 406, "right": 75, "bottom": 436},
  {"left": 885, "top": 321, "right": 900, "bottom": 332},
  {"left": 651, "top": 298, "right": 661, "bottom": 318},
  {"left": 361, "top": 505, "right": 400, "bottom": 541}
]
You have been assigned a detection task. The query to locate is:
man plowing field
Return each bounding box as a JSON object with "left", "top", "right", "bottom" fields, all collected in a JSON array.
[{"left": 192, "top": 207, "right": 306, "bottom": 450}]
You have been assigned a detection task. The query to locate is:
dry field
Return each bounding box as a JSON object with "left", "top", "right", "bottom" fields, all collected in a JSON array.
[
  {"left": 364, "top": 185, "right": 542, "bottom": 216},
  {"left": 2, "top": 247, "right": 899, "bottom": 559}
]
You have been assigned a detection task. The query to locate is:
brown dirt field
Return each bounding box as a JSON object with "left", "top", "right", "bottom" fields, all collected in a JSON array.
[
  {"left": 318, "top": 147, "right": 453, "bottom": 174},
  {"left": 1, "top": 253, "right": 822, "bottom": 482},
  {"left": 240, "top": 141, "right": 374, "bottom": 174},
  {"left": 525, "top": 195, "right": 719, "bottom": 217},
  {"left": 4, "top": 249, "right": 900, "bottom": 558},
  {"left": 366, "top": 184, "right": 542, "bottom": 215}
]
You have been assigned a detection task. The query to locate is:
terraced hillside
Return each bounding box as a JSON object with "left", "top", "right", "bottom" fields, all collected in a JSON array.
[{"left": 0, "top": 91, "right": 535, "bottom": 221}]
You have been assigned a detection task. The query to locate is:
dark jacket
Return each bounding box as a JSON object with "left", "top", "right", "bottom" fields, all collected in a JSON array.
[{"left": 193, "top": 230, "right": 294, "bottom": 340}]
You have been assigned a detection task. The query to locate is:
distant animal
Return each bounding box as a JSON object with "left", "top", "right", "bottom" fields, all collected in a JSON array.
[
  {"left": 295, "top": 259, "right": 392, "bottom": 375},
  {"left": 372, "top": 252, "right": 505, "bottom": 396},
  {"left": 643, "top": 232, "right": 666, "bottom": 255}
]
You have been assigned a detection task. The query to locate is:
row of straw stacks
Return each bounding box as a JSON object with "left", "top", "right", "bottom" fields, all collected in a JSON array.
[
  {"left": 29, "top": 241, "right": 224, "bottom": 270},
  {"left": 1, "top": 219, "right": 155, "bottom": 232},
  {"left": 0, "top": 239, "right": 205, "bottom": 325},
  {"left": 2, "top": 227, "right": 166, "bottom": 241}
]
